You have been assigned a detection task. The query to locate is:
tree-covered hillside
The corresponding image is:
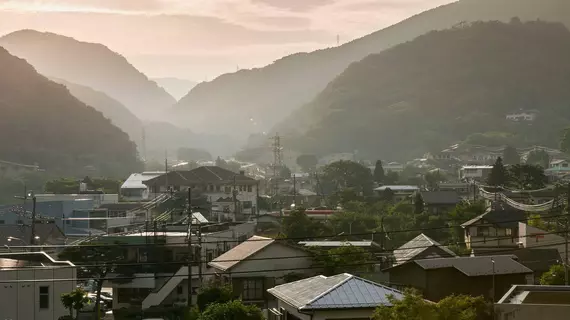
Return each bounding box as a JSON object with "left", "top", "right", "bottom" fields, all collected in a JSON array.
[
  {"left": 172, "top": 0, "right": 570, "bottom": 140},
  {"left": 287, "top": 21, "right": 570, "bottom": 160},
  {"left": 0, "top": 46, "right": 142, "bottom": 176}
]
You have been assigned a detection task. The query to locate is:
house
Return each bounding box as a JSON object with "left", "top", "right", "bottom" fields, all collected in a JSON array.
[
  {"left": 475, "top": 248, "right": 561, "bottom": 283},
  {"left": 144, "top": 166, "right": 259, "bottom": 220},
  {"left": 297, "top": 240, "right": 382, "bottom": 251},
  {"left": 374, "top": 185, "right": 419, "bottom": 202},
  {"left": 267, "top": 273, "right": 406, "bottom": 320},
  {"left": 120, "top": 171, "right": 165, "bottom": 201},
  {"left": 392, "top": 233, "right": 456, "bottom": 266},
  {"left": 461, "top": 204, "right": 526, "bottom": 251},
  {"left": 438, "top": 183, "right": 474, "bottom": 199},
  {"left": 417, "top": 191, "right": 461, "bottom": 214},
  {"left": 208, "top": 235, "right": 315, "bottom": 309},
  {"left": 518, "top": 223, "right": 568, "bottom": 264},
  {"left": 495, "top": 285, "right": 570, "bottom": 319},
  {"left": 0, "top": 251, "right": 77, "bottom": 320},
  {"left": 386, "top": 255, "right": 534, "bottom": 302},
  {"left": 0, "top": 224, "right": 66, "bottom": 252},
  {"left": 459, "top": 165, "right": 493, "bottom": 181}
]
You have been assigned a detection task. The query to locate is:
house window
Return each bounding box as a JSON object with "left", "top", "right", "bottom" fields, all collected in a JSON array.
[
  {"left": 243, "top": 279, "right": 264, "bottom": 301},
  {"left": 505, "top": 228, "right": 512, "bottom": 236},
  {"left": 478, "top": 226, "right": 490, "bottom": 236},
  {"left": 207, "top": 250, "right": 214, "bottom": 262},
  {"left": 39, "top": 286, "right": 49, "bottom": 309},
  {"left": 247, "top": 185, "right": 252, "bottom": 192}
]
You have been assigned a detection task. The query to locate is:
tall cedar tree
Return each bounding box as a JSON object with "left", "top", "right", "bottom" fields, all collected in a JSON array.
[
  {"left": 414, "top": 192, "right": 425, "bottom": 214},
  {"left": 502, "top": 146, "right": 520, "bottom": 165},
  {"left": 374, "top": 160, "right": 386, "bottom": 184},
  {"left": 487, "top": 157, "right": 509, "bottom": 186}
]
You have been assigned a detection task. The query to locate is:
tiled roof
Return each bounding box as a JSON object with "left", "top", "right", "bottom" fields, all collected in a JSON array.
[
  {"left": 461, "top": 205, "right": 526, "bottom": 228},
  {"left": 413, "top": 255, "right": 533, "bottom": 276},
  {"left": 144, "top": 166, "right": 256, "bottom": 187},
  {"left": 476, "top": 248, "right": 561, "bottom": 274},
  {"left": 268, "top": 273, "right": 404, "bottom": 310},
  {"left": 420, "top": 191, "right": 461, "bottom": 205},
  {"left": 393, "top": 233, "right": 456, "bottom": 265},
  {"left": 208, "top": 235, "right": 273, "bottom": 271}
]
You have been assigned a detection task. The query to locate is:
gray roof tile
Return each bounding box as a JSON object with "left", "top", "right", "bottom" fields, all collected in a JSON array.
[
  {"left": 208, "top": 235, "right": 273, "bottom": 271},
  {"left": 414, "top": 255, "right": 533, "bottom": 276},
  {"left": 393, "top": 233, "right": 456, "bottom": 265},
  {"left": 268, "top": 273, "right": 404, "bottom": 310}
]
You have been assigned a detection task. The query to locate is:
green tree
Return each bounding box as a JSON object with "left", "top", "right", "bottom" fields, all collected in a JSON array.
[
  {"left": 373, "top": 290, "right": 491, "bottom": 320},
  {"left": 385, "top": 171, "right": 400, "bottom": 185},
  {"left": 374, "top": 160, "right": 386, "bottom": 184},
  {"left": 487, "top": 157, "right": 509, "bottom": 186},
  {"left": 59, "top": 243, "right": 127, "bottom": 319},
  {"left": 526, "top": 149, "right": 551, "bottom": 168},
  {"left": 508, "top": 164, "right": 547, "bottom": 190},
  {"left": 45, "top": 178, "right": 80, "bottom": 194},
  {"left": 197, "top": 283, "right": 234, "bottom": 312},
  {"left": 540, "top": 264, "right": 565, "bottom": 285},
  {"left": 314, "top": 245, "right": 374, "bottom": 276},
  {"left": 502, "top": 146, "right": 520, "bottom": 165},
  {"left": 198, "top": 300, "right": 264, "bottom": 320},
  {"left": 414, "top": 193, "right": 425, "bottom": 214},
  {"left": 282, "top": 208, "right": 328, "bottom": 240},
  {"left": 60, "top": 288, "right": 90, "bottom": 319},
  {"left": 280, "top": 166, "right": 292, "bottom": 179},
  {"left": 321, "top": 160, "right": 374, "bottom": 196},
  {"left": 425, "top": 170, "right": 446, "bottom": 190},
  {"left": 296, "top": 154, "right": 318, "bottom": 173}
]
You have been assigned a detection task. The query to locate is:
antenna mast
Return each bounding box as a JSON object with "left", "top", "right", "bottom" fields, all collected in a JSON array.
[{"left": 271, "top": 134, "right": 284, "bottom": 207}]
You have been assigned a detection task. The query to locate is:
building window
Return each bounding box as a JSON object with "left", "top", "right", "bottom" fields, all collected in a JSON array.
[
  {"left": 505, "top": 228, "right": 512, "bottom": 236},
  {"left": 243, "top": 279, "right": 264, "bottom": 301},
  {"left": 16, "top": 220, "right": 23, "bottom": 224},
  {"left": 478, "top": 226, "right": 490, "bottom": 236},
  {"left": 39, "top": 286, "right": 49, "bottom": 309},
  {"left": 247, "top": 185, "right": 252, "bottom": 192},
  {"left": 177, "top": 285, "right": 183, "bottom": 295},
  {"left": 207, "top": 250, "right": 214, "bottom": 262}
]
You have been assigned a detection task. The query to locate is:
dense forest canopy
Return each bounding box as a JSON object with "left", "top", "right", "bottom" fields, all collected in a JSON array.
[
  {"left": 0, "top": 46, "right": 142, "bottom": 177},
  {"left": 284, "top": 21, "right": 570, "bottom": 160}
]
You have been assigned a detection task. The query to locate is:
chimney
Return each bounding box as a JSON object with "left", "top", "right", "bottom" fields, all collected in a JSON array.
[{"left": 239, "top": 170, "right": 245, "bottom": 176}]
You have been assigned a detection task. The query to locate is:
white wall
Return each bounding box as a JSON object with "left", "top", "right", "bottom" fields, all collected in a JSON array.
[{"left": 0, "top": 266, "right": 76, "bottom": 320}]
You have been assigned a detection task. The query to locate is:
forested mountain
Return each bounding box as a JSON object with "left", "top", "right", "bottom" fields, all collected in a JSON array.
[
  {"left": 52, "top": 79, "right": 143, "bottom": 143},
  {"left": 153, "top": 78, "right": 198, "bottom": 101},
  {"left": 0, "top": 30, "right": 176, "bottom": 119},
  {"left": 284, "top": 21, "right": 570, "bottom": 160},
  {"left": 0, "top": 46, "right": 142, "bottom": 176},
  {"left": 171, "top": 0, "right": 570, "bottom": 139}
]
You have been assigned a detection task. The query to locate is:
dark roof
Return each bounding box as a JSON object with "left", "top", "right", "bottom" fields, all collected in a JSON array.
[
  {"left": 393, "top": 233, "right": 456, "bottom": 265},
  {"left": 476, "top": 248, "right": 561, "bottom": 273},
  {"left": 0, "top": 224, "right": 65, "bottom": 247},
  {"left": 268, "top": 273, "right": 405, "bottom": 310},
  {"left": 144, "top": 166, "right": 257, "bottom": 186},
  {"left": 420, "top": 191, "right": 461, "bottom": 205},
  {"left": 461, "top": 204, "right": 526, "bottom": 228},
  {"left": 400, "top": 255, "right": 533, "bottom": 276}
]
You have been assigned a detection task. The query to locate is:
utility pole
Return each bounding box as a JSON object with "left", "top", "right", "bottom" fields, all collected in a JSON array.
[
  {"left": 198, "top": 221, "right": 203, "bottom": 286},
  {"left": 232, "top": 175, "right": 238, "bottom": 222},
  {"left": 187, "top": 188, "right": 193, "bottom": 307},
  {"left": 292, "top": 173, "right": 297, "bottom": 207},
  {"left": 15, "top": 191, "right": 36, "bottom": 249}
]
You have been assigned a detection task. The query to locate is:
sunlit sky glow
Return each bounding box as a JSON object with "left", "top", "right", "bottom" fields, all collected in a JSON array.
[{"left": 0, "top": 0, "right": 455, "bottom": 80}]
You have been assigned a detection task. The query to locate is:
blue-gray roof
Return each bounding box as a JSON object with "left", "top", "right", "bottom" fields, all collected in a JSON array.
[{"left": 268, "top": 273, "right": 404, "bottom": 310}]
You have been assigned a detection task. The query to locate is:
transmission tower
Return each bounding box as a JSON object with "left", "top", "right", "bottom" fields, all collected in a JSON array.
[{"left": 270, "top": 134, "right": 284, "bottom": 204}]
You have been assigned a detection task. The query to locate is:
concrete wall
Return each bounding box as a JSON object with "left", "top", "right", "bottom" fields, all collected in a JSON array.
[
  {"left": 495, "top": 304, "right": 570, "bottom": 320},
  {"left": 0, "top": 266, "right": 76, "bottom": 320}
]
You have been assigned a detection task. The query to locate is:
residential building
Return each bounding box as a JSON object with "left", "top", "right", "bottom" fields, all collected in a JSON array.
[
  {"left": 120, "top": 171, "right": 165, "bottom": 201},
  {"left": 519, "top": 223, "right": 568, "bottom": 264},
  {"left": 550, "top": 159, "right": 569, "bottom": 169},
  {"left": 267, "top": 273, "right": 406, "bottom": 320},
  {"left": 495, "top": 285, "right": 570, "bottom": 320},
  {"left": 374, "top": 185, "right": 419, "bottom": 202},
  {"left": 386, "top": 255, "right": 534, "bottom": 302},
  {"left": 0, "top": 224, "right": 66, "bottom": 252},
  {"left": 417, "top": 191, "right": 461, "bottom": 214},
  {"left": 144, "top": 166, "right": 259, "bottom": 220},
  {"left": 209, "top": 235, "right": 315, "bottom": 309},
  {"left": 459, "top": 165, "right": 493, "bottom": 181},
  {"left": 0, "top": 251, "right": 77, "bottom": 320},
  {"left": 461, "top": 205, "right": 526, "bottom": 251},
  {"left": 392, "top": 233, "right": 456, "bottom": 266},
  {"left": 297, "top": 241, "right": 382, "bottom": 251},
  {"left": 439, "top": 183, "right": 474, "bottom": 198}
]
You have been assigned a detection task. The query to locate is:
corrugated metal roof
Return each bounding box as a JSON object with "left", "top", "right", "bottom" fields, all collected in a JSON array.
[
  {"left": 268, "top": 273, "right": 404, "bottom": 310},
  {"left": 209, "top": 235, "right": 273, "bottom": 271},
  {"left": 414, "top": 255, "right": 533, "bottom": 276},
  {"left": 393, "top": 233, "right": 456, "bottom": 265}
]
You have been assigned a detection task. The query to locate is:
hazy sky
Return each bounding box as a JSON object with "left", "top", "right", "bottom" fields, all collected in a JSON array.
[{"left": 0, "top": 0, "right": 455, "bottom": 80}]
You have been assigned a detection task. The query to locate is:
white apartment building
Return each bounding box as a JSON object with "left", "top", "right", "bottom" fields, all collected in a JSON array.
[
  {"left": 459, "top": 165, "right": 493, "bottom": 181},
  {"left": 0, "top": 252, "right": 77, "bottom": 320}
]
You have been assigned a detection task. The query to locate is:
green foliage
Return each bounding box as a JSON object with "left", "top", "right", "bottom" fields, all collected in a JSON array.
[
  {"left": 60, "top": 288, "right": 90, "bottom": 319},
  {"left": 45, "top": 177, "right": 122, "bottom": 194},
  {"left": 198, "top": 300, "right": 264, "bottom": 320},
  {"left": 296, "top": 154, "right": 318, "bottom": 172},
  {"left": 374, "top": 160, "right": 386, "bottom": 184},
  {"left": 321, "top": 160, "right": 374, "bottom": 196},
  {"left": 425, "top": 170, "right": 446, "bottom": 190},
  {"left": 414, "top": 193, "right": 425, "bottom": 214},
  {"left": 526, "top": 149, "right": 551, "bottom": 168},
  {"left": 502, "top": 146, "right": 520, "bottom": 165},
  {"left": 314, "top": 245, "right": 374, "bottom": 276},
  {"left": 373, "top": 290, "right": 491, "bottom": 320},
  {"left": 487, "top": 157, "right": 508, "bottom": 186},
  {"left": 197, "top": 283, "right": 234, "bottom": 312},
  {"left": 540, "top": 264, "right": 566, "bottom": 285},
  {"left": 508, "top": 164, "right": 547, "bottom": 190},
  {"left": 282, "top": 208, "right": 329, "bottom": 240}
]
